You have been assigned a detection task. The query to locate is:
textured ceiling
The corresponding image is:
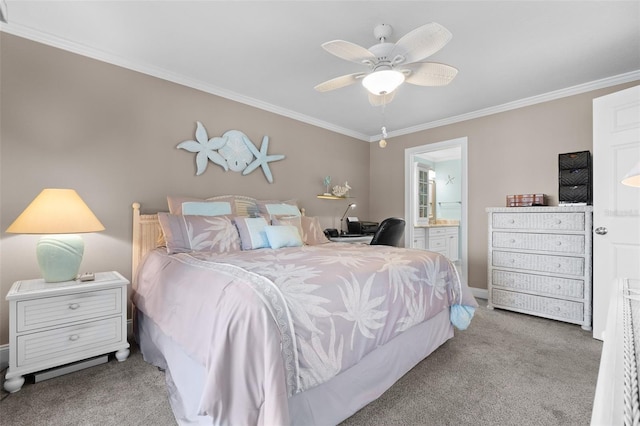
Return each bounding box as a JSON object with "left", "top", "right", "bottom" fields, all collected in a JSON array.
[{"left": 2, "top": 1, "right": 639, "bottom": 141}]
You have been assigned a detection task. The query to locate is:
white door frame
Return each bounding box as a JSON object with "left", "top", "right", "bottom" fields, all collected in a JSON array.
[{"left": 404, "top": 137, "right": 469, "bottom": 286}]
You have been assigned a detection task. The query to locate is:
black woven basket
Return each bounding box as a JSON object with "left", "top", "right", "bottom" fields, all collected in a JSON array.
[
  {"left": 559, "top": 168, "right": 590, "bottom": 186},
  {"left": 559, "top": 151, "right": 590, "bottom": 170},
  {"left": 559, "top": 185, "right": 590, "bottom": 203}
]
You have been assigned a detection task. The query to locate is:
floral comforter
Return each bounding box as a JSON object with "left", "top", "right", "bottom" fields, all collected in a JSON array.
[{"left": 133, "top": 243, "right": 476, "bottom": 425}]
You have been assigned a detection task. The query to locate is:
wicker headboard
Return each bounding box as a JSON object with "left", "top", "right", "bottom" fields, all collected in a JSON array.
[{"left": 131, "top": 203, "right": 161, "bottom": 290}]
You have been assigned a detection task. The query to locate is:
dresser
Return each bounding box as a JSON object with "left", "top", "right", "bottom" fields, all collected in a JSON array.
[
  {"left": 486, "top": 206, "right": 593, "bottom": 330},
  {"left": 3, "top": 271, "right": 130, "bottom": 393}
]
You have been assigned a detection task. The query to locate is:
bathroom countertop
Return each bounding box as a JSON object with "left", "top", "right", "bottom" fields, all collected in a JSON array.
[{"left": 415, "top": 221, "right": 459, "bottom": 228}]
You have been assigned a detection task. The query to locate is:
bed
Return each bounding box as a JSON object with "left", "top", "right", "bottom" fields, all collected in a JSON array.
[{"left": 130, "top": 196, "right": 477, "bottom": 426}]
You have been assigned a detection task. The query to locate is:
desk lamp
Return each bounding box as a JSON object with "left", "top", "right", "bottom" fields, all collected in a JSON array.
[
  {"left": 340, "top": 203, "right": 356, "bottom": 235},
  {"left": 6, "top": 188, "right": 105, "bottom": 282}
]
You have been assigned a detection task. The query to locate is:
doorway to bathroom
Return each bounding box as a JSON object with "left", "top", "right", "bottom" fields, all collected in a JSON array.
[{"left": 404, "top": 137, "right": 468, "bottom": 285}]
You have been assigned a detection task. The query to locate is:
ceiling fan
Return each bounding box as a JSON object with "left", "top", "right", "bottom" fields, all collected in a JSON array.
[{"left": 315, "top": 23, "right": 458, "bottom": 106}]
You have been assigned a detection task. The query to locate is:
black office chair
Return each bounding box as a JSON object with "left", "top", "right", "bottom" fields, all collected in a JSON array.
[{"left": 370, "top": 217, "right": 406, "bottom": 247}]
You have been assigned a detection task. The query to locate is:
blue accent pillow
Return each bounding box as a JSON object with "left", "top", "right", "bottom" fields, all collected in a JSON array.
[
  {"left": 264, "top": 225, "right": 303, "bottom": 249},
  {"left": 181, "top": 201, "right": 232, "bottom": 216}
]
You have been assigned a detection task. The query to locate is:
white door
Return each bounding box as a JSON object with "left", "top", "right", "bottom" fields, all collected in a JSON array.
[{"left": 592, "top": 85, "right": 640, "bottom": 340}]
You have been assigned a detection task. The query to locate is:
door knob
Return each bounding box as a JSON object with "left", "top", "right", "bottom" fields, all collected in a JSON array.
[{"left": 595, "top": 227, "right": 608, "bottom": 235}]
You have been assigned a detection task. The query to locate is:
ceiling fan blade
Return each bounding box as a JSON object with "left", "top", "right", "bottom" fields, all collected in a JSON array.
[
  {"left": 368, "top": 91, "right": 396, "bottom": 106},
  {"left": 322, "top": 40, "right": 377, "bottom": 64},
  {"left": 314, "top": 72, "right": 365, "bottom": 92},
  {"left": 402, "top": 62, "right": 458, "bottom": 86},
  {"left": 390, "top": 23, "right": 452, "bottom": 64}
]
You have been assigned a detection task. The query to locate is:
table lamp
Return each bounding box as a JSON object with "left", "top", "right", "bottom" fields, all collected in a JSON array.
[
  {"left": 340, "top": 203, "right": 356, "bottom": 235},
  {"left": 6, "top": 188, "right": 105, "bottom": 282}
]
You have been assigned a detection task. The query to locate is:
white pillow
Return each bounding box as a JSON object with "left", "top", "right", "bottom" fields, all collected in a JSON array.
[
  {"left": 234, "top": 217, "right": 270, "bottom": 250},
  {"left": 264, "top": 225, "right": 303, "bottom": 249}
]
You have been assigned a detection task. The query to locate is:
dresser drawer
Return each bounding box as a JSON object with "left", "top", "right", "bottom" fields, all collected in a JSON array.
[
  {"left": 428, "top": 237, "right": 447, "bottom": 250},
  {"left": 16, "top": 317, "right": 123, "bottom": 367},
  {"left": 493, "top": 250, "right": 584, "bottom": 276},
  {"left": 427, "top": 227, "right": 457, "bottom": 236},
  {"left": 492, "top": 232, "right": 585, "bottom": 254},
  {"left": 491, "top": 289, "right": 584, "bottom": 322},
  {"left": 492, "top": 270, "right": 584, "bottom": 298},
  {"left": 492, "top": 212, "right": 585, "bottom": 231},
  {"left": 17, "top": 288, "right": 122, "bottom": 333}
]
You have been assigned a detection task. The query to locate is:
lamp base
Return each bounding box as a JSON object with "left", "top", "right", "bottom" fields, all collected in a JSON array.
[{"left": 36, "top": 234, "right": 84, "bottom": 282}]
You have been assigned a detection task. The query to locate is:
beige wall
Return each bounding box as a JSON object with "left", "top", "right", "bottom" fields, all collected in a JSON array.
[
  {"left": 0, "top": 34, "right": 370, "bottom": 345},
  {"left": 368, "top": 80, "right": 639, "bottom": 289},
  {"left": 1, "top": 32, "right": 636, "bottom": 347}
]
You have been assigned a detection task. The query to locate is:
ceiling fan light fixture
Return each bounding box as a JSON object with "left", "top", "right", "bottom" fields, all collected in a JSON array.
[{"left": 362, "top": 70, "right": 405, "bottom": 95}]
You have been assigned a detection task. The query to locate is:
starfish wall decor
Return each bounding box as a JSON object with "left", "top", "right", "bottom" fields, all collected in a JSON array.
[{"left": 177, "top": 122, "right": 285, "bottom": 183}]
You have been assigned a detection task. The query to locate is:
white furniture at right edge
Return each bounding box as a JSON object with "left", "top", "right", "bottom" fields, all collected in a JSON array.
[{"left": 486, "top": 206, "right": 593, "bottom": 330}]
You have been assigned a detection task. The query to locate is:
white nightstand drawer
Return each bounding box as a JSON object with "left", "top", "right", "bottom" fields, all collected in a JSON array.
[
  {"left": 17, "top": 288, "right": 122, "bottom": 333},
  {"left": 492, "top": 212, "right": 585, "bottom": 231},
  {"left": 492, "top": 232, "right": 585, "bottom": 254},
  {"left": 17, "top": 316, "right": 123, "bottom": 368},
  {"left": 493, "top": 250, "right": 584, "bottom": 276}
]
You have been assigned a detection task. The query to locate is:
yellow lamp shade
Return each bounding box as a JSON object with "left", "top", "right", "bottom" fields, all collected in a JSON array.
[{"left": 6, "top": 188, "right": 104, "bottom": 234}]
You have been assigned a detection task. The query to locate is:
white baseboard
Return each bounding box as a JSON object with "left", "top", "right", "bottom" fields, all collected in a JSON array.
[
  {"left": 0, "top": 319, "right": 135, "bottom": 372},
  {"left": 469, "top": 286, "right": 488, "bottom": 300}
]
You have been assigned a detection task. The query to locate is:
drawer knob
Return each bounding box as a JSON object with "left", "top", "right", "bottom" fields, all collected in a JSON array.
[
  {"left": 510, "top": 239, "right": 516, "bottom": 243},
  {"left": 555, "top": 219, "right": 562, "bottom": 224},
  {"left": 509, "top": 219, "right": 515, "bottom": 224},
  {"left": 556, "top": 241, "right": 562, "bottom": 246},
  {"left": 557, "top": 264, "right": 562, "bottom": 268},
  {"left": 69, "top": 303, "right": 80, "bottom": 310},
  {"left": 69, "top": 334, "right": 80, "bottom": 342}
]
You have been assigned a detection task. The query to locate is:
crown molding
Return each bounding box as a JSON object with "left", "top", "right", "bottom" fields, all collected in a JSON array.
[
  {"left": 371, "top": 70, "right": 640, "bottom": 142},
  {"left": 2, "top": 22, "right": 636, "bottom": 144},
  {"left": 0, "top": 22, "right": 370, "bottom": 142}
]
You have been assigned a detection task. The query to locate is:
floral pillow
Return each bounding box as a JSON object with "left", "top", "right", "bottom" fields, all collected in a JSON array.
[
  {"left": 301, "top": 216, "right": 330, "bottom": 245},
  {"left": 256, "top": 199, "right": 301, "bottom": 217},
  {"left": 157, "top": 213, "right": 241, "bottom": 254}
]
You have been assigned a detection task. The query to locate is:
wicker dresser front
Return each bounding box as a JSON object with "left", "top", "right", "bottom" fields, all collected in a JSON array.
[{"left": 486, "top": 206, "right": 593, "bottom": 330}]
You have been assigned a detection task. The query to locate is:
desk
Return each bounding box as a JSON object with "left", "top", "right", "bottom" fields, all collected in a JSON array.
[{"left": 330, "top": 235, "right": 373, "bottom": 244}]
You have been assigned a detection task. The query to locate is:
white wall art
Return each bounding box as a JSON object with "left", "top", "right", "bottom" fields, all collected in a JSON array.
[{"left": 177, "top": 121, "right": 285, "bottom": 183}]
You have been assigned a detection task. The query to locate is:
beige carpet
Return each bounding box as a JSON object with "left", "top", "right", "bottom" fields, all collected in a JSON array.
[{"left": 0, "top": 300, "right": 602, "bottom": 425}]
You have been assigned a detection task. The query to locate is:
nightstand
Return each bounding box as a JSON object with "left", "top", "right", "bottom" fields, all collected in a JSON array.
[{"left": 3, "top": 271, "right": 130, "bottom": 393}]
